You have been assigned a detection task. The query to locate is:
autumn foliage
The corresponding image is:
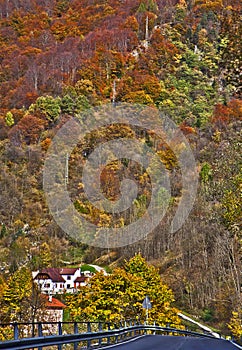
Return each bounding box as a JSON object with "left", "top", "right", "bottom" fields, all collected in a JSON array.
[{"left": 0, "top": 0, "right": 241, "bottom": 338}]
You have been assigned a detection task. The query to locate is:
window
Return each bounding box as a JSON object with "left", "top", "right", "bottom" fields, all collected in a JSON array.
[
  {"left": 67, "top": 276, "right": 71, "bottom": 280},
  {"left": 67, "top": 284, "right": 70, "bottom": 289}
]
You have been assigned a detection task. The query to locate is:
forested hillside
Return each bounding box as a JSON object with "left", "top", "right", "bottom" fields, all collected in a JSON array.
[{"left": 0, "top": 0, "right": 241, "bottom": 337}]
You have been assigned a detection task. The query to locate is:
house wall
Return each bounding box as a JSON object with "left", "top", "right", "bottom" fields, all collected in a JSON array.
[
  {"left": 35, "top": 278, "right": 65, "bottom": 294},
  {"left": 61, "top": 269, "right": 81, "bottom": 292},
  {"left": 41, "top": 309, "right": 64, "bottom": 335}
]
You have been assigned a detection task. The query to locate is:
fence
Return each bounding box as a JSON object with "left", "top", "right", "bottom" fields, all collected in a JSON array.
[{"left": 0, "top": 320, "right": 222, "bottom": 350}]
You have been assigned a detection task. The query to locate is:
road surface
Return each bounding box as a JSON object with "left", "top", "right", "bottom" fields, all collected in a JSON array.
[{"left": 100, "top": 335, "right": 240, "bottom": 349}]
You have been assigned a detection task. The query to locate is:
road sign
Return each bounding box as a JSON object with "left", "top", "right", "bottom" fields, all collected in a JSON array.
[{"left": 142, "top": 296, "right": 152, "bottom": 309}]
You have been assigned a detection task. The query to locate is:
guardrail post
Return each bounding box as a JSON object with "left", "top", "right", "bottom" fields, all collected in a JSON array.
[
  {"left": 153, "top": 321, "right": 156, "bottom": 335},
  {"left": 87, "top": 322, "right": 91, "bottom": 349},
  {"left": 73, "top": 322, "right": 78, "bottom": 350},
  {"left": 38, "top": 322, "right": 43, "bottom": 350},
  {"left": 135, "top": 318, "right": 140, "bottom": 334},
  {"left": 74, "top": 322, "right": 78, "bottom": 334},
  {"left": 58, "top": 322, "right": 63, "bottom": 335},
  {"left": 13, "top": 322, "right": 19, "bottom": 340},
  {"left": 58, "top": 322, "right": 62, "bottom": 350},
  {"left": 166, "top": 323, "right": 170, "bottom": 335},
  {"left": 134, "top": 319, "right": 137, "bottom": 335},
  {"left": 38, "top": 322, "right": 43, "bottom": 337},
  {"left": 130, "top": 320, "right": 134, "bottom": 337},
  {"left": 115, "top": 324, "right": 118, "bottom": 344},
  {"left": 31, "top": 321, "right": 35, "bottom": 337},
  {"left": 98, "top": 322, "right": 102, "bottom": 347},
  {"left": 124, "top": 321, "right": 126, "bottom": 339},
  {"left": 123, "top": 321, "right": 127, "bottom": 340},
  {"left": 119, "top": 321, "right": 122, "bottom": 341},
  {"left": 107, "top": 322, "right": 111, "bottom": 345},
  {"left": 144, "top": 319, "right": 147, "bottom": 335}
]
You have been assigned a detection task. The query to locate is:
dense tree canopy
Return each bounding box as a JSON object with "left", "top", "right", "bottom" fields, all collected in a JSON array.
[
  {"left": 66, "top": 255, "right": 181, "bottom": 326},
  {"left": 0, "top": 0, "right": 241, "bottom": 339}
]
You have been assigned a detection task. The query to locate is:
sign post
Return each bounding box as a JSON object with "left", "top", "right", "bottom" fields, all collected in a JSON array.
[{"left": 142, "top": 295, "right": 152, "bottom": 324}]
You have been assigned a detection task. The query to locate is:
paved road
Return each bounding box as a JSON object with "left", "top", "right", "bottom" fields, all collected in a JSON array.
[{"left": 101, "top": 335, "right": 240, "bottom": 349}]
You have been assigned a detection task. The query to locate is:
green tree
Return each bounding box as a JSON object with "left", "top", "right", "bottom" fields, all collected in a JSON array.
[
  {"left": 60, "top": 89, "right": 91, "bottom": 116},
  {"left": 5, "top": 112, "right": 14, "bottom": 127},
  {"left": 200, "top": 162, "right": 213, "bottom": 184},
  {"left": 158, "top": 58, "right": 216, "bottom": 126},
  {"left": 29, "top": 96, "right": 61, "bottom": 122},
  {"left": 60, "top": 79, "right": 91, "bottom": 116}
]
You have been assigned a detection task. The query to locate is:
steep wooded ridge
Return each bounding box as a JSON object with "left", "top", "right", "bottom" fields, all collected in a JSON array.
[{"left": 0, "top": 0, "right": 241, "bottom": 338}]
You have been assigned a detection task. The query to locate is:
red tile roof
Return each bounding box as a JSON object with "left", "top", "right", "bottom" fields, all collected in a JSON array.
[
  {"left": 42, "top": 295, "right": 66, "bottom": 309},
  {"left": 59, "top": 268, "right": 78, "bottom": 275},
  {"left": 34, "top": 267, "right": 81, "bottom": 283},
  {"left": 35, "top": 268, "right": 65, "bottom": 282},
  {"left": 74, "top": 276, "right": 87, "bottom": 283}
]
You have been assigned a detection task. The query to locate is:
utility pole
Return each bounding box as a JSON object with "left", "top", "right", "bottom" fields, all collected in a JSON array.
[
  {"left": 112, "top": 79, "right": 116, "bottom": 106},
  {"left": 143, "top": 16, "right": 149, "bottom": 50},
  {"left": 64, "top": 153, "right": 69, "bottom": 189},
  {"left": 145, "top": 15, "right": 149, "bottom": 42}
]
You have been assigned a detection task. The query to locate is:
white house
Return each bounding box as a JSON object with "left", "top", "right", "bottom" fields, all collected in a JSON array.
[
  {"left": 74, "top": 271, "right": 94, "bottom": 288},
  {"left": 59, "top": 268, "right": 82, "bottom": 292},
  {"left": 33, "top": 267, "right": 94, "bottom": 294}
]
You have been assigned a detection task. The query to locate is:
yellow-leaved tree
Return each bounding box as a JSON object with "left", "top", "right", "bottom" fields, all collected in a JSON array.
[
  {"left": 1, "top": 267, "right": 45, "bottom": 324},
  {"left": 228, "top": 311, "right": 242, "bottom": 341},
  {"left": 66, "top": 254, "right": 181, "bottom": 327}
]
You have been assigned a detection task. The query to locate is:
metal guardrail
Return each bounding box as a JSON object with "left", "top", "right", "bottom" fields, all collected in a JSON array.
[{"left": 0, "top": 320, "right": 222, "bottom": 350}]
